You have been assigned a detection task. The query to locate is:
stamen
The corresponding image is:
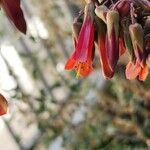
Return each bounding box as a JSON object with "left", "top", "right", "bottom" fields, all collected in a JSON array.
[{"left": 76, "top": 63, "right": 82, "bottom": 78}]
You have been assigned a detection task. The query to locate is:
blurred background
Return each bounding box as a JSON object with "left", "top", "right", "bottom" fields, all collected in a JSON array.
[{"left": 0, "top": 0, "right": 149, "bottom": 150}]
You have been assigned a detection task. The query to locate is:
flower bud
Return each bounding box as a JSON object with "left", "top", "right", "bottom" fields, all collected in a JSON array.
[{"left": 106, "top": 10, "right": 119, "bottom": 70}]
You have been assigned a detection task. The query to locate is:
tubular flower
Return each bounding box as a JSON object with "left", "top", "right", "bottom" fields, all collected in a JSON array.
[
  {"left": 0, "top": 94, "right": 8, "bottom": 116},
  {"left": 129, "top": 23, "right": 144, "bottom": 67},
  {"left": 106, "top": 10, "right": 119, "bottom": 70},
  {"left": 0, "top": 0, "right": 27, "bottom": 34},
  {"left": 95, "top": 17, "right": 114, "bottom": 79},
  {"left": 65, "top": 2, "right": 95, "bottom": 77},
  {"left": 126, "top": 23, "right": 149, "bottom": 81}
]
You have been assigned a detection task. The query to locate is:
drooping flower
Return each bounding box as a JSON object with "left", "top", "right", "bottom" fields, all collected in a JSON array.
[
  {"left": 95, "top": 17, "right": 114, "bottom": 79},
  {"left": 1, "top": 0, "right": 27, "bottom": 34},
  {"left": 65, "top": 2, "right": 95, "bottom": 77},
  {"left": 125, "top": 23, "right": 149, "bottom": 81},
  {"left": 0, "top": 94, "right": 8, "bottom": 116},
  {"left": 129, "top": 23, "right": 144, "bottom": 67},
  {"left": 106, "top": 10, "right": 120, "bottom": 70}
]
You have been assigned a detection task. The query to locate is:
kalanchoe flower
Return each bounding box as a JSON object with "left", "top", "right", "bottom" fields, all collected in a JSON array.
[
  {"left": 106, "top": 10, "right": 119, "bottom": 70},
  {"left": 126, "top": 23, "right": 149, "bottom": 81},
  {"left": 1, "top": 0, "right": 27, "bottom": 34},
  {"left": 65, "top": 2, "right": 95, "bottom": 77},
  {"left": 0, "top": 94, "right": 8, "bottom": 116},
  {"left": 95, "top": 17, "right": 114, "bottom": 79},
  {"left": 129, "top": 23, "right": 144, "bottom": 67}
]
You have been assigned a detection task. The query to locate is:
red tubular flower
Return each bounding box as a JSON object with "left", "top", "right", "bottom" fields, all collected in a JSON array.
[
  {"left": 65, "top": 2, "right": 95, "bottom": 77},
  {"left": 0, "top": 94, "right": 8, "bottom": 116},
  {"left": 1, "top": 0, "right": 27, "bottom": 34},
  {"left": 95, "top": 17, "right": 114, "bottom": 79},
  {"left": 106, "top": 10, "right": 119, "bottom": 70}
]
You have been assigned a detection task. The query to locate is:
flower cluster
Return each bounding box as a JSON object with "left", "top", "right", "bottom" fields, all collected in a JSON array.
[
  {"left": 65, "top": 0, "right": 150, "bottom": 81},
  {"left": 0, "top": 0, "right": 27, "bottom": 34}
]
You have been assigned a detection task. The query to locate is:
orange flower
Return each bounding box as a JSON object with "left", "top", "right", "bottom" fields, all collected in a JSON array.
[{"left": 126, "top": 60, "right": 148, "bottom": 81}]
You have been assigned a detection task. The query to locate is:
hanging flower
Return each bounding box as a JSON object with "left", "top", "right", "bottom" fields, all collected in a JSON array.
[
  {"left": 0, "top": 0, "right": 27, "bottom": 34},
  {"left": 129, "top": 23, "right": 145, "bottom": 67},
  {"left": 65, "top": 2, "right": 95, "bottom": 77},
  {"left": 0, "top": 94, "right": 8, "bottom": 116},
  {"left": 95, "top": 17, "right": 114, "bottom": 79},
  {"left": 126, "top": 23, "right": 149, "bottom": 81},
  {"left": 106, "top": 10, "right": 120, "bottom": 70}
]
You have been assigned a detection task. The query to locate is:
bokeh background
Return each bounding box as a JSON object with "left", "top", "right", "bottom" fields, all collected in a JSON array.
[{"left": 0, "top": 0, "right": 149, "bottom": 150}]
